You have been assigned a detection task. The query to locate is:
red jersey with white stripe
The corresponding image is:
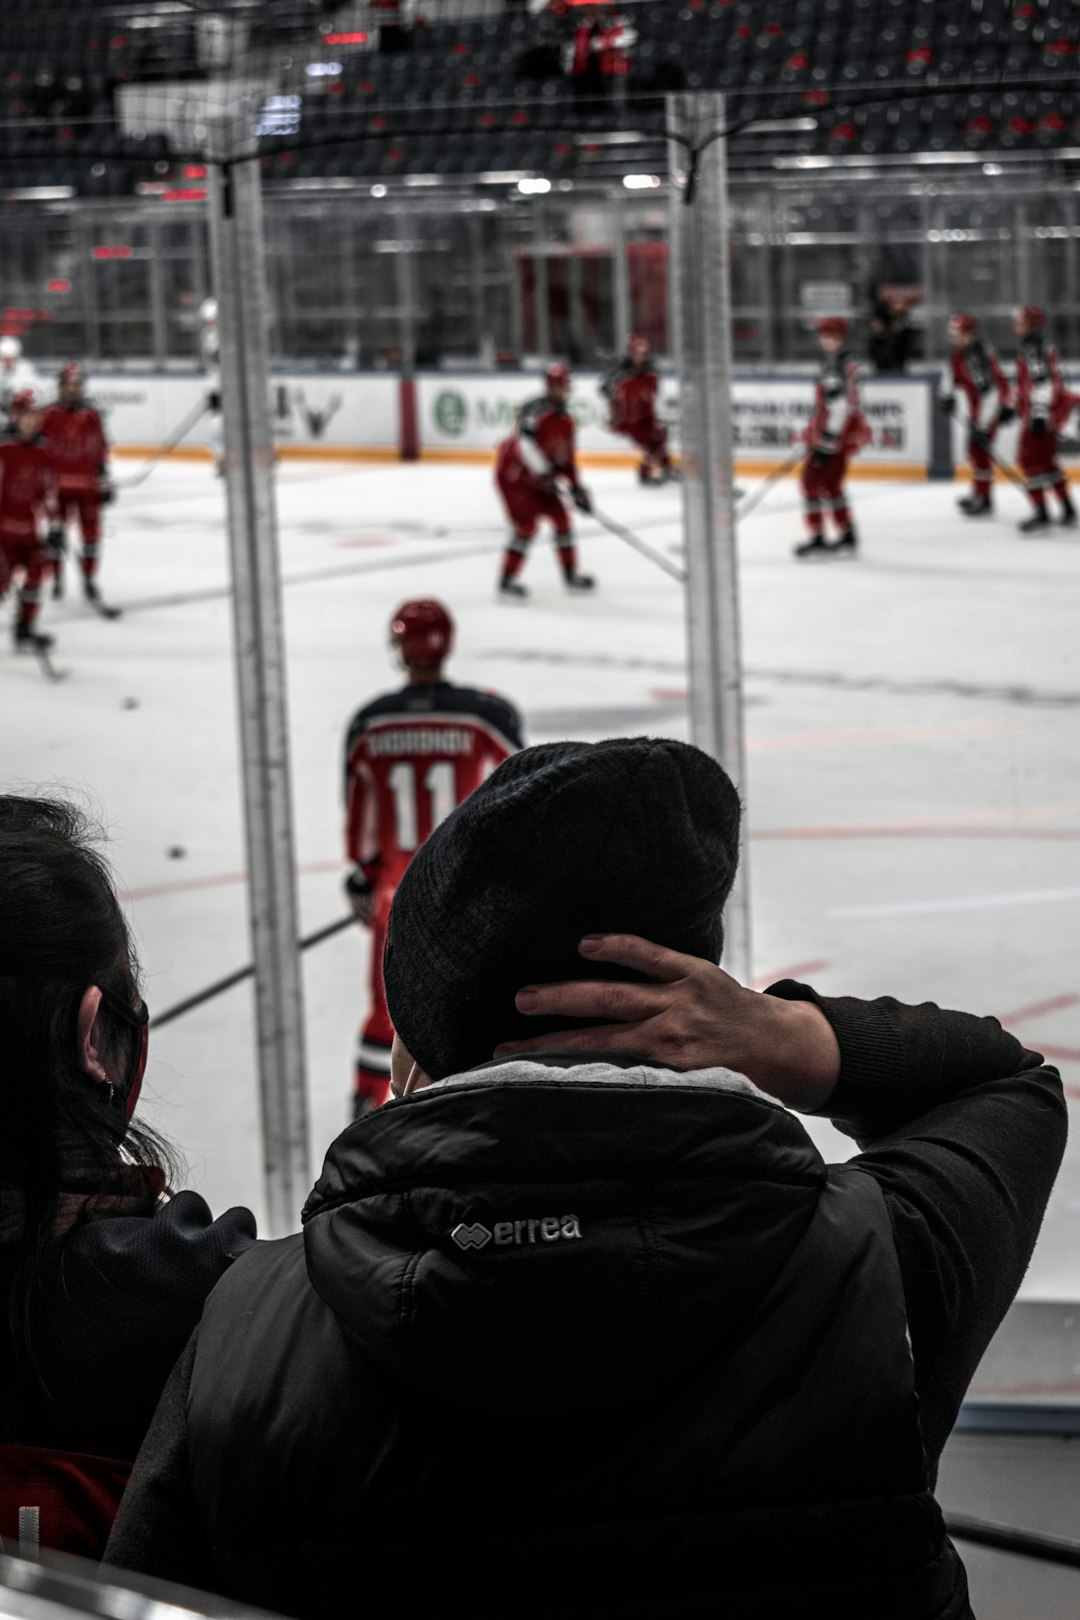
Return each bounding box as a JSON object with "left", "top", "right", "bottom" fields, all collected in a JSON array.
[
  {"left": 942, "top": 341, "right": 1011, "bottom": 431},
  {"left": 42, "top": 400, "right": 109, "bottom": 494},
  {"left": 0, "top": 436, "right": 59, "bottom": 539},
  {"left": 496, "top": 396, "right": 581, "bottom": 496},
  {"left": 806, "top": 351, "right": 871, "bottom": 458},
  {"left": 1015, "top": 334, "right": 1078, "bottom": 431},
  {"left": 345, "top": 679, "right": 523, "bottom": 892}
]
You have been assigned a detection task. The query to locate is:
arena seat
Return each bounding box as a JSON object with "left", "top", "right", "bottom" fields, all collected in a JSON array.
[{"left": 0, "top": 1445, "right": 130, "bottom": 1562}]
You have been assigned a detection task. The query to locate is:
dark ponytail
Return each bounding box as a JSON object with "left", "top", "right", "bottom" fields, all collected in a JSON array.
[{"left": 0, "top": 795, "right": 182, "bottom": 1428}]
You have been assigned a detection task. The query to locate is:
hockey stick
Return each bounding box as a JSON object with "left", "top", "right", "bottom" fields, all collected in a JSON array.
[
  {"left": 114, "top": 397, "right": 211, "bottom": 490},
  {"left": 152, "top": 913, "right": 354, "bottom": 1031},
  {"left": 734, "top": 448, "right": 804, "bottom": 521},
  {"left": 590, "top": 507, "right": 687, "bottom": 583}
]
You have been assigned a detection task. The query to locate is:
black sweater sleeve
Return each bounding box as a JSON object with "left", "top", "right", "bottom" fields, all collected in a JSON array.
[
  {"left": 104, "top": 1331, "right": 218, "bottom": 1593},
  {"left": 767, "top": 980, "right": 1068, "bottom": 1468}
]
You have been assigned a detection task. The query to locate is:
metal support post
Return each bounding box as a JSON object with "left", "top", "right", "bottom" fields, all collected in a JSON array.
[
  {"left": 395, "top": 211, "right": 418, "bottom": 374},
  {"left": 667, "top": 93, "right": 751, "bottom": 984},
  {"left": 207, "top": 155, "right": 310, "bottom": 1234},
  {"left": 611, "top": 193, "right": 631, "bottom": 354}
]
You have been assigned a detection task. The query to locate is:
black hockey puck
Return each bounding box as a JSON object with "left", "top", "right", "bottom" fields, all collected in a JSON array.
[
  {"left": 166, "top": 846, "right": 186, "bottom": 859},
  {"left": 121, "top": 697, "right": 139, "bottom": 710}
]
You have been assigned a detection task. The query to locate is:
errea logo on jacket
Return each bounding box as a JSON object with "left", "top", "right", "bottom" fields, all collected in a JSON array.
[{"left": 451, "top": 1216, "right": 583, "bottom": 1252}]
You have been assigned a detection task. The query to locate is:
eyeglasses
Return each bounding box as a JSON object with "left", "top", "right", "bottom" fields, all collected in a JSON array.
[{"left": 99, "top": 985, "right": 149, "bottom": 1110}]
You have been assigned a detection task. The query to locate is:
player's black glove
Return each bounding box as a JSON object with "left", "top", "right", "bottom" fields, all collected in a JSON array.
[
  {"left": 44, "top": 525, "right": 65, "bottom": 563},
  {"left": 969, "top": 427, "right": 990, "bottom": 451},
  {"left": 97, "top": 467, "right": 114, "bottom": 504},
  {"left": 997, "top": 404, "right": 1016, "bottom": 426},
  {"left": 345, "top": 867, "right": 375, "bottom": 926},
  {"left": 572, "top": 484, "right": 592, "bottom": 514},
  {"left": 809, "top": 445, "right": 833, "bottom": 467},
  {"left": 1031, "top": 416, "right": 1048, "bottom": 436},
  {"left": 207, "top": 389, "right": 222, "bottom": 413},
  {"left": 938, "top": 395, "right": 955, "bottom": 416}
]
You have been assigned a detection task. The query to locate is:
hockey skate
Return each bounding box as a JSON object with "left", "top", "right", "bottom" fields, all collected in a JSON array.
[
  {"left": 564, "top": 571, "right": 595, "bottom": 592},
  {"left": 825, "top": 529, "right": 859, "bottom": 558},
  {"left": 957, "top": 495, "right": 993, "bottom": 517},
  {"left": 85, "top": 580, "right": 122, "bottom": 619},
  {"left": 1058, "top": 504, "right": 1077, "bottom": 529},
  {"left": 1018, "top": 511, "right": 1052, "bottom": 535},
  {"left": 498, "top": 577, "right": 528, "bottom": 599},
  {"left": 794, "top": 535, "right": 830, "bottom": 559},
  {"left": 52, "top": 566, "right": 65, "bottom": 600},
  {"left": 14, "top": 622, "right": 54, "bottom": 655}
]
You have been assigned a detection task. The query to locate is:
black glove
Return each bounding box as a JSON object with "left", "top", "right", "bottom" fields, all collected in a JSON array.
[
  {"left": 97, "top": 468, "right": 114, "bottom": 504},
  {"left": 572, "top": 484, "right": 592, "bottom": 514},
  {"left": 345, "top": 868, "right": 375, "bottom": 926},
  {"left": 1031, "top": 416, "right": 1048, "bottom": 436},
  {"left": 938, "top": 395, "right": 955, "bottom": 416},
  {"left": 969, "top": 427, "right": 990, "bottom": 451},
  {"left": 997, "top": 404, "right": 1016, "bottom": 426},
  {"left": 810, "top": 445, "right": 832, "bottom": 467},
  {"left": 44, "top": 525, "right": 65, "bottom": 562},
  {"left": 207, "top": 389, "right": 222, "bottom": 413}
]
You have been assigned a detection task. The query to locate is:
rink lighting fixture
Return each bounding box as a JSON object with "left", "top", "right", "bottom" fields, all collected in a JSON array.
[
  {"left": 774, "top": 149, "right": 1074, "bottom": 171},
  {"left": 743, "top": 118, "right": 818, "bottom": 134},
  {"left": 404, "top": 175, "right": 447, "bottom": 187},
  {"left": 3, "top": 186, "right": 75, "bottom": 201},
  {"left": 623, "top": 173, "right": 661, "bottom": 189},
  {"left": 306, "top": 63, "right": 344, "bottom": 77},
  {"left": 982, "top": 162, "right": 1004, "bottom": 176},
  {"left": 479, "top": 171, "right": 531, "bottom": 184},
  {"left": 574, "top": 131, "right": 643, "bottom": 146},
  {"left": 371, "top": 183, "right": 388, "bottom": 197},
  {"left": 323, "top": 32, "right": 369, "bottom": 45},
  {"left": 518, "top": 177, "right": 551, "bottom": 194}
]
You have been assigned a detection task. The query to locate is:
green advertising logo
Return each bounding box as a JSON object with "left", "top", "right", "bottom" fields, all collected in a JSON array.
[{"left": 434, "top": 390, "right": 468, "bottom": 436}]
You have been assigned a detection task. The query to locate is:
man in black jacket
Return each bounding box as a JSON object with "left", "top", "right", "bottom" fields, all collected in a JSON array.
[{"left": 106, "top": 738, "right": 1065, "bottom": 1620}]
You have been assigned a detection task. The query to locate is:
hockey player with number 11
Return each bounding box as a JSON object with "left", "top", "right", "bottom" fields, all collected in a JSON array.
[{"left": 343, "top": 600, "right": 524, "bottom": 1117}]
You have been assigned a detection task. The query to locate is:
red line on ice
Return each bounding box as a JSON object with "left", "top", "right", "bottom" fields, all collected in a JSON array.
[{"left": 752, "top": 959, "right": 830, "bottom": 989}]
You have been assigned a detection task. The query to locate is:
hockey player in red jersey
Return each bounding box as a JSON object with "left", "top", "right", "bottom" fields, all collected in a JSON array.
[
  {"left": 1013, "top": 305, "right": 1078, "bottom": 534},
  {"left": 938, "top": 313, "right": 1014, "bottom": 517},
  {"left": 602, "top": 333, "right": 673, "bottom": 484},
  {"left": 343, "top": 599, "right": 524, "bottom": 1116},
  {"left": 41, "top": 363, "right": 119, "bottom": 616},
  {"left": 494, "top": 363, "right": 595, "bottom": 598},
  {"left": 0, "top": 391, "right": 62, "bottom": 655},
  {"left": 795, "top": 317, "right": 871, "bottom": 560}
]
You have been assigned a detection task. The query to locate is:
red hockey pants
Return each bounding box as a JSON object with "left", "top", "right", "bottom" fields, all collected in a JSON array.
[
  {"left": 800, "top": 452, "right": 851, "bottom": 536},
  {"left": 61, "top": 491, "right": 103, "bottom": 581},
  {"left": 966, "top": 432, "right": 997, "bottom": 492},
  {"left": 1018, "top": 426, "right": 1068, "bottom": 507},
  {"left": 0, "top": 531, "right": 45, "bottom": 628},
  {"left": 496, "top": 471, "right": 578, "bottom": 582}
]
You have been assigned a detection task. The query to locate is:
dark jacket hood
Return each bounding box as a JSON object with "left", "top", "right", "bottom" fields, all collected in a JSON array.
[{"left": 302, "top": 1058, "right": 827, "bottom": 1416}]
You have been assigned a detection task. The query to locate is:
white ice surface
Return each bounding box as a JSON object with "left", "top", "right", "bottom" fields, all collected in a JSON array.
[{"left": 2, "top": 460, "right": 1078, "bottom": 1296}]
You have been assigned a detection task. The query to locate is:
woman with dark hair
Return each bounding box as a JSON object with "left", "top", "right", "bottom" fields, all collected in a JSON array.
[{"left": 0, "top": 794, "right": 255, "bottom": 1551}]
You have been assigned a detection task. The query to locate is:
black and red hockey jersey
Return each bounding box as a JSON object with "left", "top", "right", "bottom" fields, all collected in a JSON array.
[
  {"left": 0, "top": 434, "right": 59, "bottom": 538},
  {"left": 1015, "top": 332, "right": 1078, "bottom": 431},
  {"left": 805, "top": 351, "right": 871, "bottom": 458},
  {"left": 42, "top": 398, "right": 109, "bottom": 494},
  {"left": 344, "top": 680, "right": 523, "bottom": 893},
  {"left": 602, "top": 360, "right": 659, "bottom": 434},
  {"left": 496, "top": 398, "right": 581, "bottom": 495}
]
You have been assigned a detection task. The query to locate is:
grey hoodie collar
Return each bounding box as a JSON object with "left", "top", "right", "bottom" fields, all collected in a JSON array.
[{"left": 425, "top": 1055, "right": 780, "bottom": 1109}]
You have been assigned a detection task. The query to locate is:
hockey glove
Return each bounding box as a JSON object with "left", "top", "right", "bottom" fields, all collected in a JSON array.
[
  {"left": 572, "top": 485, "right": 593, "bottom": 514},
  {"left": 345, "top": 867, "right": 375, "bottom": 926},
  {"left": 44, "top": 525, "right": 66, "bottom": 563},
  {"left": 997, "top": 404, "right": 1016, "bottom": 426},
  {"left": 969, "top": 428, "right": 991, "bottom": 452},
  {"left": 207, "top": 389, "right": 222, "bottom": 414},
  {"left": 1031, "top": 417, "right": 1048, "bottom": 436},
  {"left": 937, "top": 395, "right": 955, "bottom": 416},
  {"left": 98, "top": 468, "right": 115, "bottom": 504},
  {"left": 809, "top": 445, "right": 833, "bottom": 468}
]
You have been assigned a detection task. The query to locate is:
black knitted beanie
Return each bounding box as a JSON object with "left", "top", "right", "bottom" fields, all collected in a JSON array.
[{"left": 383, "top": 736, "right": 742, "bottom": 1080}]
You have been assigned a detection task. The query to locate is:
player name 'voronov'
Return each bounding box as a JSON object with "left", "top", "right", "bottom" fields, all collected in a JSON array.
[
  {"left": 451, "top": 1216, "right": 583, "bottom": 1251},
  {"left": 367, "top": 727, "right": 474, "bottom": 756}
]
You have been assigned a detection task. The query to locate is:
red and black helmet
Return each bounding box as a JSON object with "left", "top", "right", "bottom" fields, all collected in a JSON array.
[
  {"left": 390, "top": 599, "right": 454, "bottom": 668},
  {"left": 1016, "top": 304, "right": 1045, "bottom": 331},
  {"left": 816, "top": 317, "right": 848, "bottom": 340},
  {"left": 948, "top": 312, "right": 977, "bottom": 339},
  {"left": 545, "top": 362, "right": 571, "bottom": 392},
  {"left": 627, "top": 332, "right": 651, "bottom": 358}
]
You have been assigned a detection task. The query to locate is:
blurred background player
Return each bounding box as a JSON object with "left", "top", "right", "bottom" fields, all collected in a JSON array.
[
  {"left": 0, "top": 390, "right": 62, "bottom": 656},
  {"left": 494, "top": 362, "right": 595, "bottom": 598},
  {"left": 1013, "top": 305, "right": 1077, "bottom": 534},
  {"left": 602, "top": 333, "right": 674, "bottom": 485},
  {"left": 938, "top": 313, "right": 1013, "bottom": 518},
  {"left": 342, "top": 599, "right": 523, "bottom": 1116},
  {"left": 795, "top": 316, "right": 871, "bottom": 560},
  {"left": 42, "top": 363, "right": 119, "bottom": 616},
  {"left": 0, "top": 336, "right": 37, "bottom": 422}
]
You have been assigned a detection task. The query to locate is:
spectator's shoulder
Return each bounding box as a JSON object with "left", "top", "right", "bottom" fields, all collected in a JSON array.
[{"left": 66, "top": 1191, "right": 257, "bottom": 1309}]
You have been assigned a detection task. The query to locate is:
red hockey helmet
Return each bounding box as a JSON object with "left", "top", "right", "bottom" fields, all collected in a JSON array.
[
  {"left": 948, "top": 312, "right": 977, "bottom": 339},
  {"left": 545, "top": 362, "right": 571, "bottom": 393},
  {"left": 627, "top": 332, "right": 651, "bottom": 358},
  {"left": 390, "top": 598, "right": 454, "bottom": 668},
  {"left": 816, "top": 317, "right": 848, "bottom": 340},
  {"left": 1016, "top": 304, "right": 1045, "bottom": 331},
  {"left": 10, "top": 388, "right": 38, "bottom": 414}
]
